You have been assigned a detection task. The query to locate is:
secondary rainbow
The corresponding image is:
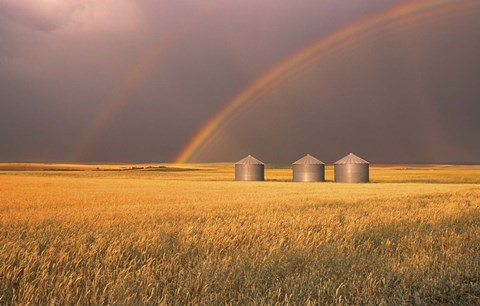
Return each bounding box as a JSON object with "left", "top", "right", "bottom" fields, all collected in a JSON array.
[
  {"left": 75, "top": 41, "right": 172, "bottom": 161},
  {"left": 175, "top": 0, "right": 472, "bottom": 163}
]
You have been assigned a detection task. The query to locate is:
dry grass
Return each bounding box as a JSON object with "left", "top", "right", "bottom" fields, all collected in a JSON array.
[{"left": 1, "top": 164, "right": 480, "bottom": 304}]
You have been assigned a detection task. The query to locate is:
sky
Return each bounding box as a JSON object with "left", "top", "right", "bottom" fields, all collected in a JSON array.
[{"left": 0, "top": 0, "right": 479, "bottom": 164}]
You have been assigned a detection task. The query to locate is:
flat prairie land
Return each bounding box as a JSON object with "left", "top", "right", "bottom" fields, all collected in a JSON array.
[{"left": 1, "top": 164, "right": 480, "bottom": 305}]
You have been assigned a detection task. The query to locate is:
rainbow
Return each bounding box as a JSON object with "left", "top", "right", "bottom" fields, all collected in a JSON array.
[
  {"left": 174, "top": 0, "right": 473, "bottom": 163},
  {"left": 75, "top": 41, "right": 172, "bottom": 161}
]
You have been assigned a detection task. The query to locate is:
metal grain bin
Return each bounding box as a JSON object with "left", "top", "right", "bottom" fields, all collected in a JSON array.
[
  {"left": 292, "top": 154, "right": 325, "bottom": 182},
  {"left": 334, "top": 153, "right": 369, "bottom": 183},
  {"left": 235, "top": 155, "right": 264, "bottom": 181}
]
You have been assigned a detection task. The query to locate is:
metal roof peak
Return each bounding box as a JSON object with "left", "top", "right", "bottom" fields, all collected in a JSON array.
[
  {"left": 293, "top": 154, "right": 325, "bottom": 165},
  {"left": 334, "top": 153, "right": 369, "bottom": 165},
  {"left": 236, "top": 155, "right": 264, "bottom": 165}
]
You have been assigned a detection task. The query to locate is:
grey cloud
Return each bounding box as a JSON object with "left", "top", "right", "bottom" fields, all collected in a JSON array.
[
  {"left": 0, "top": 0, "right": 478, "bottom": 163},
  {"left": 0, "top": 1, "right": 83, "bottom": 31}
]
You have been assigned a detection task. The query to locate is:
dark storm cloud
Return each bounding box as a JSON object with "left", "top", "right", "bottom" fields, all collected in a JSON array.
[
  {"left": 200, "top": 4, "right": 480, "bottom": 164},
  {"left": 0, "top": 0, "right": 479, "bottom": 163}
]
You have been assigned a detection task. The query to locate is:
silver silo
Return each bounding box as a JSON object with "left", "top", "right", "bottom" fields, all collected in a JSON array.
[
  {"left": 235, "top": 155, "right": 264, "bottom": 181},
  {"left": 334, "top": 153, "right": 369, "bottom": 183},
  {"left": 292, "top": 154, "right": 325, "bottom": 182}
]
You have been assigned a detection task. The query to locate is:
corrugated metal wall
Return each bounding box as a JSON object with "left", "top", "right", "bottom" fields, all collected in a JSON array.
[
  {"left": 293, "top": 164, "right": 325, "bottom": 182},
  {"left": 334, "top": 164, "right": 369, "bottom": 183},
  {"left": 235, "top": 164, "right": 264, "bottom": 181}
]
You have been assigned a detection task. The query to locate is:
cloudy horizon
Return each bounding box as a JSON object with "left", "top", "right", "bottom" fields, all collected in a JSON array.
[{"left": 1, "top": 0, "right": 479, "bottom": 164}]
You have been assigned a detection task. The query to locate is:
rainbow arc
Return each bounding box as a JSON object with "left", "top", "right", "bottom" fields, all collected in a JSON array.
[{"left": 175, "top": 0, "right": 473, "bottom": 163}]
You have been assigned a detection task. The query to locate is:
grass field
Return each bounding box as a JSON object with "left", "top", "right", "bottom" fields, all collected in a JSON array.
[{"left": 1, "top": 164, "right": 480, "bottom": 304}]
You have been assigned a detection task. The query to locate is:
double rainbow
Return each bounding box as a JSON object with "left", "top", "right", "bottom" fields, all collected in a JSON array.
[{"left": 75, "top": 0, "right": 474, "bottom": 162}]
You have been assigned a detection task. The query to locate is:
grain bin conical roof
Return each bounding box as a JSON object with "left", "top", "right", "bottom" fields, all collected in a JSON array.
[
  {"left": 293, "top": 154, "right": 325, "bottom": 165},
  {"left": 235, "top": 155, "right": 264, "bottom": 165},
  {"left": 334, "top": 153, "right": 369, "bottom": 165}
]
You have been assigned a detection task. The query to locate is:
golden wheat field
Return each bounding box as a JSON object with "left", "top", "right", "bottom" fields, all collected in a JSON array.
[{"left": 1, "top": 163, "right": 480, "bottom": 305}]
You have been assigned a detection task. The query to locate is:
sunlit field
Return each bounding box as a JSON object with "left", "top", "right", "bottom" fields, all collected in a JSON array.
[{"left": 1, "top": 164, "right": 480, "bottom": 304}]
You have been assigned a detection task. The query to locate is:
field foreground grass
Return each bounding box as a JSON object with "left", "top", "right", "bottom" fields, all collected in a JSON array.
[{"left": 1, "top": 164, "right": 480, "bottom": 304}]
